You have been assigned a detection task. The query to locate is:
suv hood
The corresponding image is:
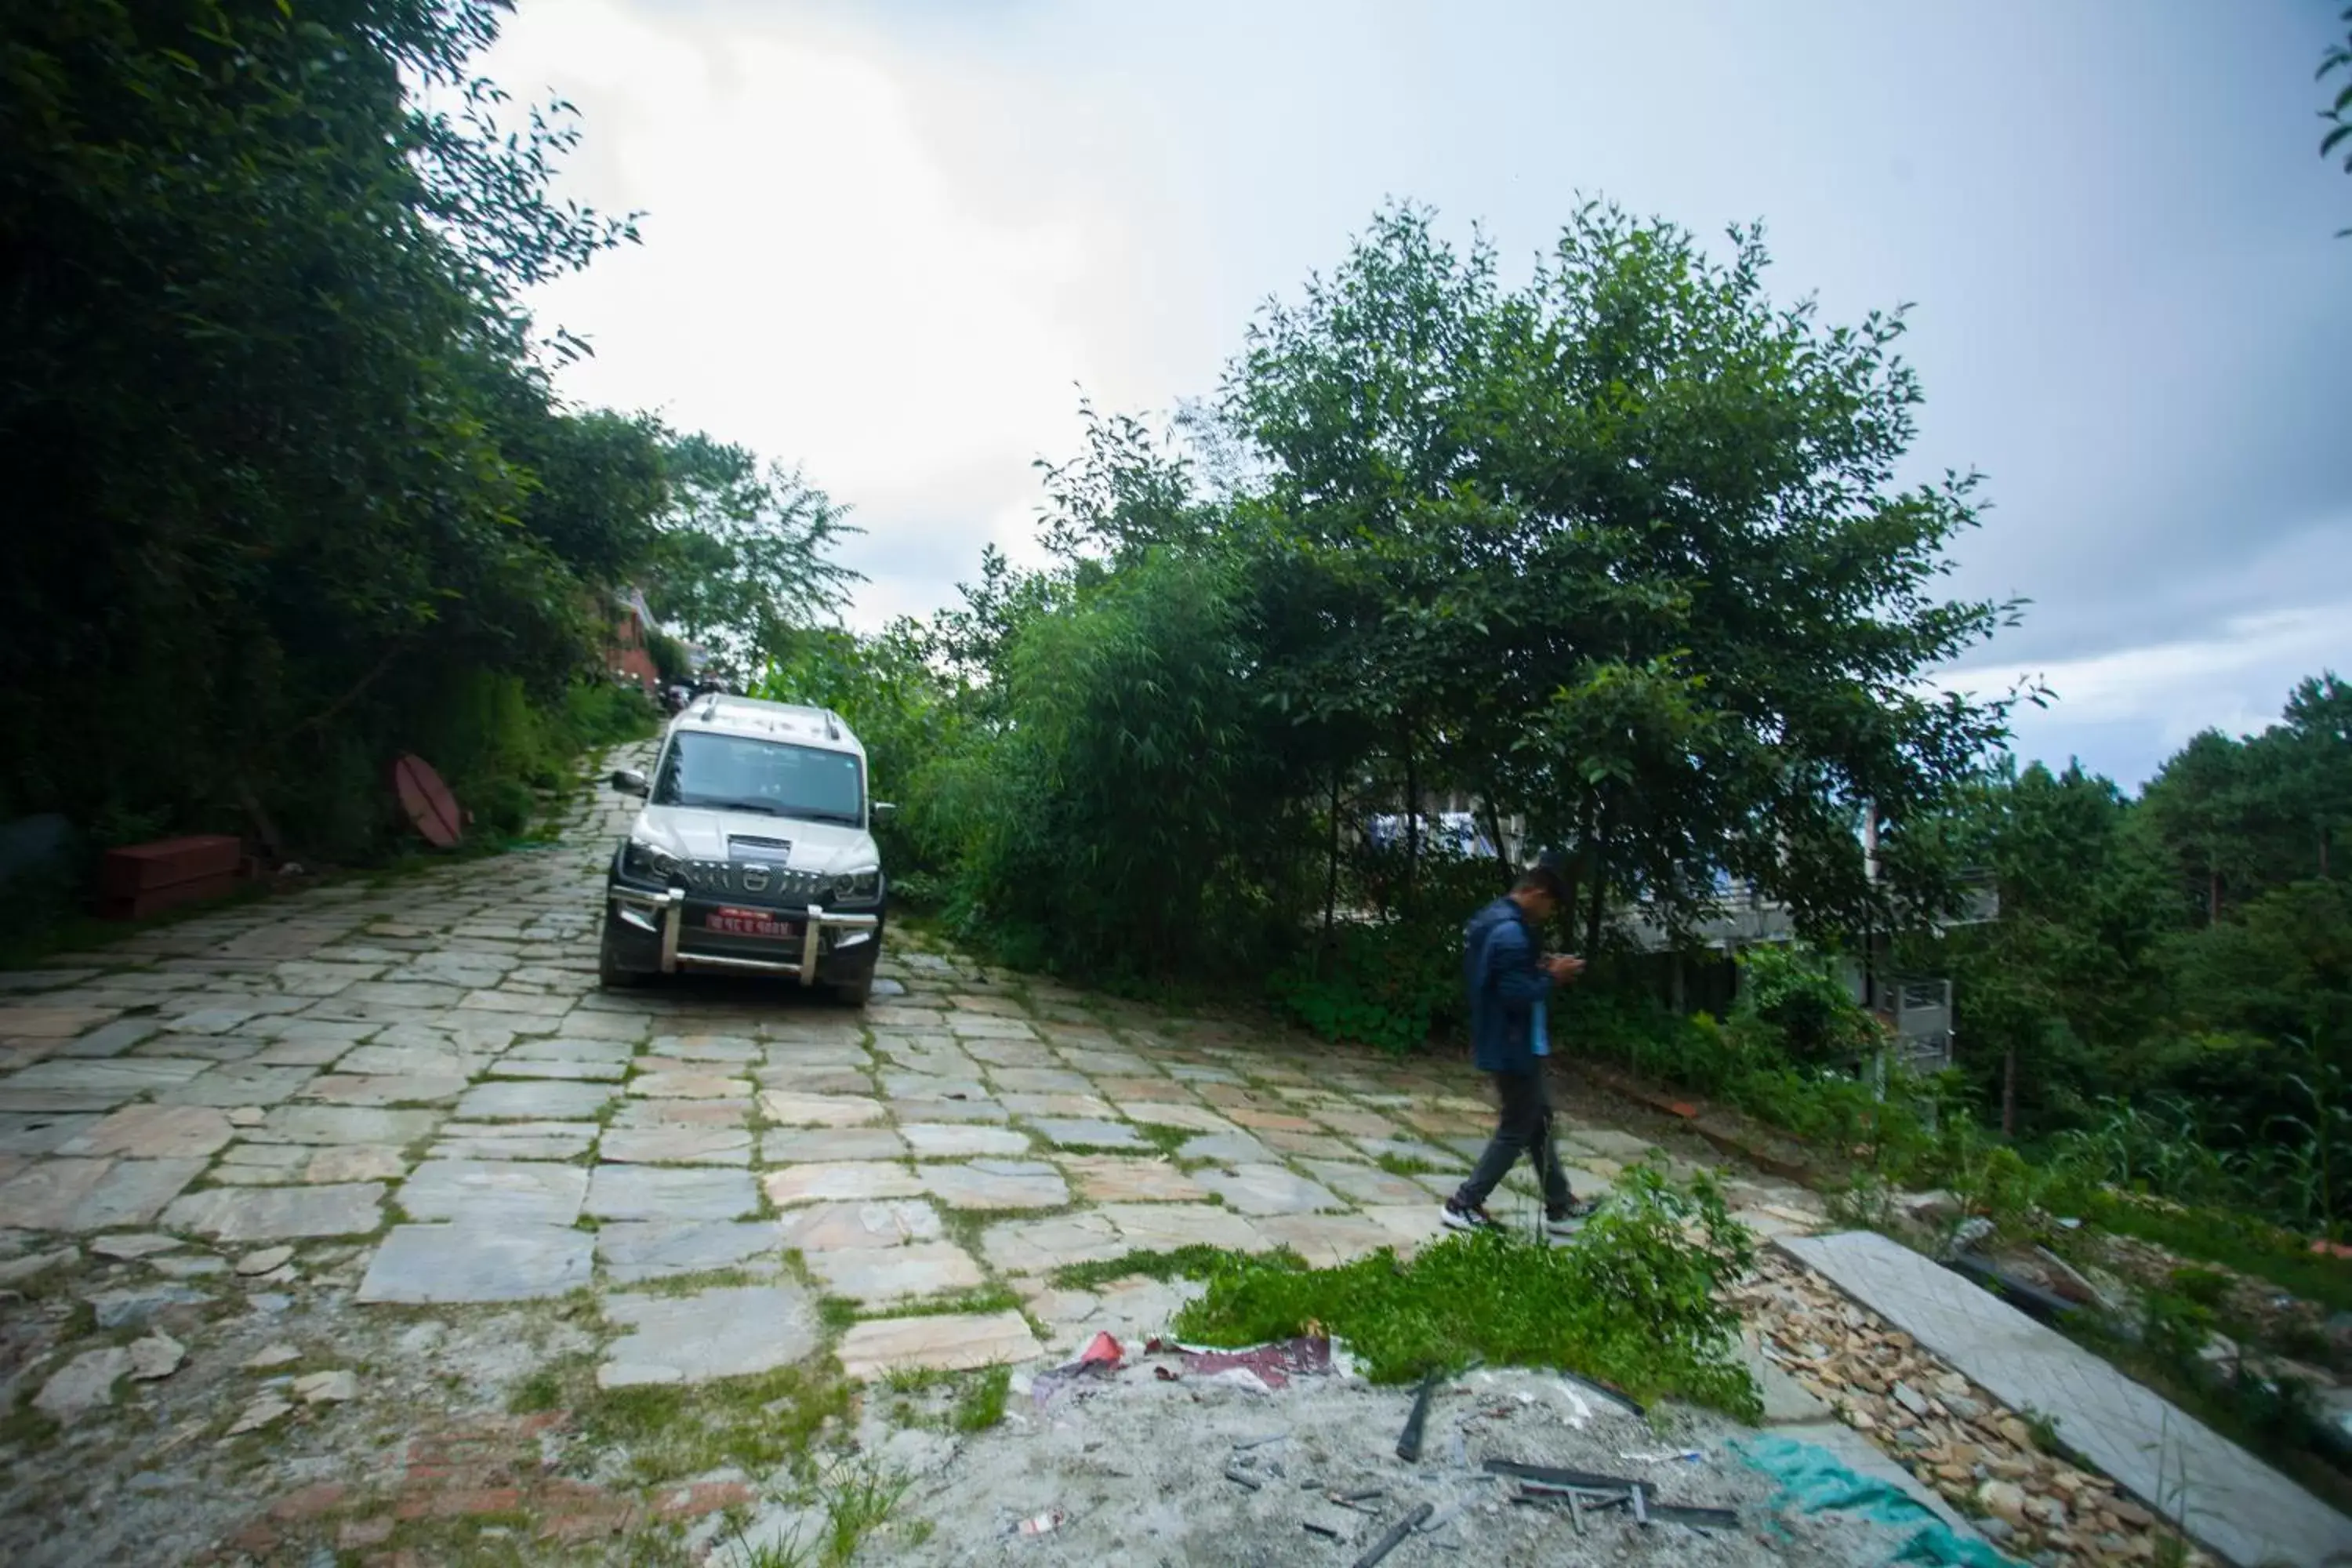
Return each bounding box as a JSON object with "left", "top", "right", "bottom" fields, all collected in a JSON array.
[{"left": 630, "top": 805, "right": 877, "bottom": 873}]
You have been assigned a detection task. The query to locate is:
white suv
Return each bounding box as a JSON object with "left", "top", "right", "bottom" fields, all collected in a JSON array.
[{"left": 599, "top": 695, "right": 889, "bottom": 1004}]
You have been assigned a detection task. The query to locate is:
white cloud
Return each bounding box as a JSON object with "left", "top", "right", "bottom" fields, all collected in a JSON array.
[
  {"left": 479, "top": 0, "right": 1123, "bottom": 615},
  {"left": 1941, "top": 601, "right": 2350, "bottom": 784}
]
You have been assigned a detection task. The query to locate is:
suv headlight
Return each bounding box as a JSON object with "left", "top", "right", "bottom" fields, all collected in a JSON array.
[
  {"left": 828, "top": 866, "right": 883, "bottom": 904},
  {"left": 622, "top": 837, "right": 681, "bottom": 883}
]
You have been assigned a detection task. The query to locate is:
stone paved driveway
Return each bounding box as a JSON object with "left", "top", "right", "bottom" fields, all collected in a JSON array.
[{"left": 0, "top": 754, "right": 1827, "bottom": 1562}]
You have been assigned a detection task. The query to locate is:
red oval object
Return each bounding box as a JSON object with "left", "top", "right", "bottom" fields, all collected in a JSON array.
[{"left": 393, "top": 753, "right": 463, "bottom": 848}]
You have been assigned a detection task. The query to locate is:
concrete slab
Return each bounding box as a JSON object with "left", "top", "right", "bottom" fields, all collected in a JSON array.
[
  {"left": 836, "top": 1308, "right": 1042, "bottom": 1381},
  {"left": 357, "top": 1222, "right": 593, "bottom": 1303},
  {"left": 395, "top": 1159, "right": 587, "bottom": 1226},
  {"left": 1781, "top": 1229, "right": 2352, "bottom": 1568},
  {"left": 598, "top": 1284, "right": 819, "bottom": 1388}
]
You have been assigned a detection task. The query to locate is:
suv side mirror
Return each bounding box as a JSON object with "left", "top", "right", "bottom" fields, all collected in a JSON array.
[
  {"left": 611, "top": 768, "right": 649, "bottom": 797},
  {"left": 870, "top": 801, "right": 897, "bottom": 823}
]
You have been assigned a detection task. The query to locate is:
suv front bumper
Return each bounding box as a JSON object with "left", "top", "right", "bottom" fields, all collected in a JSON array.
[{"left": 604, "top": 884, "right": 882, "bottom": 985}]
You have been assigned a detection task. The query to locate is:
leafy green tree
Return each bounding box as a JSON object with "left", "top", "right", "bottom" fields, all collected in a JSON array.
[{"left": 641, "top": 434, "right": 863, "bottom": 672}]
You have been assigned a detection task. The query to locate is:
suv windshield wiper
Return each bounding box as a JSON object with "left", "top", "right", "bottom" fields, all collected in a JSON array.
[{"left": 684, "top": 797, "right": 788, "bottom": 815}]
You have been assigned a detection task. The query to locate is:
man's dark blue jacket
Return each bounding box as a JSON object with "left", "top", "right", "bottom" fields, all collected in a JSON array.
[{"left": 1463, "top": 895, "right": 1553, "bottom": 1075}]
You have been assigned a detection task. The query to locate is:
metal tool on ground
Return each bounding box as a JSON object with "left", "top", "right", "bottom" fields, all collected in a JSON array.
[
  {"left": 1395, "top": 1366, "right": 1443, "bottom": 1461},
  {"left": 1348, "top": 1502, "right": 1433, "bottom": 1567}
]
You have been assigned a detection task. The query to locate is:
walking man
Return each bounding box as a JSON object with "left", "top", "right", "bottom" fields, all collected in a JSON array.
[{"left": 1442, "top": 858, "right": 1600, "bottom": 1236}]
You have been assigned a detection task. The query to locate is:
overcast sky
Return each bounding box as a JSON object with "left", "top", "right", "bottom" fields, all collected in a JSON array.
[{"left": 486, "top": 0, "right": 2350, "bottom": 791}]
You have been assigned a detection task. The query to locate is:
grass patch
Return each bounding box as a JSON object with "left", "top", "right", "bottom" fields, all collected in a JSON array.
[
  {"left": 1375, "top": 1151, "right": 1449, "bottom": 1178},
  {"left": 847, "top": 1284, "right": 1022, "bottom": 1322},
  {"left": 950, "top": 1365, "right": 1010, "bottom": 1432},
  {"left": 567, "top": 1363, "right": 852, "bottom": 1486},
  {"left": 817, "top": 1296, "right": 862, "bottom": 1332},
  {"left": 2085, "top": 1192, "right": 2352, "bottom": 1314},
  {"left": 0, "top": 1389, "right": 60, "bottom": 1454},
  {"left": 1134, "top": 1123, "right": 1189, "bottom": 1156},
  {"left": 1172, "top": 1167, "right": 1761, "bottom": 1418},
  {"left": 1046, "top": 1244, "right": 1241, "bottom": 1291}
]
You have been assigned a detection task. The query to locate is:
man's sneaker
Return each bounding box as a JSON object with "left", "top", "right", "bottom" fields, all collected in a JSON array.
[
  {"left": 1543, "top": 1197, "right": 1601, "bottom": 1238},
  {"left": 1441, "top": 1197, "right": 1505, "bottom": 1233}
]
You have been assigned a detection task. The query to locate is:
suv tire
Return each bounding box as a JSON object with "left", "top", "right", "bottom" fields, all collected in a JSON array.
[{"left": 597, "top": 919, "right": 641, "bottom": 989}]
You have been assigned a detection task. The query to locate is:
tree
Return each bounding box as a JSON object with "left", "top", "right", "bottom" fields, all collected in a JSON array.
[
  {"left": 641, "top": 435, "right": 864, "bottom": 672},
  {"left": 0, "top": 0, "right": 644, "bottom": 853},
  {"left": 2322, "top": 2, "right": 2352, "bottom": 230}
]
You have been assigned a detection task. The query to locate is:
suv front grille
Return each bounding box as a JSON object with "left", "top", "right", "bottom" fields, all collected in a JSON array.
[{"left": 678, "top": 860, "right": 825, "bottom": 903}]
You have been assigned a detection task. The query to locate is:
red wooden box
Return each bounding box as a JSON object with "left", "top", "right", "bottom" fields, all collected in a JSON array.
[{"left": 98, "top": 834, "right": 244, "bottom": 919}]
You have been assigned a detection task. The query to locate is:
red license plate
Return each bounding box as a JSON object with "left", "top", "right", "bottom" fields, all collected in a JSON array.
[{"left": 705, "top": 906, "right": 800, "bottom": 941}]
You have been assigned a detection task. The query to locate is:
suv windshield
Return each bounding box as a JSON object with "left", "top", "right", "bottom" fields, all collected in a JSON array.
[{"left": 652, "top": 733, "right": 864, "bottom": 826}]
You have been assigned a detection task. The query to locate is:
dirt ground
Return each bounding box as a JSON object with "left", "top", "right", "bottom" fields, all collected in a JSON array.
[{"left": 741, "top": 1360, "right": 1967, "bottom": 1568}]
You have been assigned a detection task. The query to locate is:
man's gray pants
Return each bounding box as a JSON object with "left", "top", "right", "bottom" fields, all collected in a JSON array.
[{"left": 1454, "top": 1067, "right": 1573, "bottom": 1213}]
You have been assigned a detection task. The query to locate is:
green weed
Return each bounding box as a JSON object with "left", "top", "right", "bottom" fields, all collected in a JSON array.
[
  {"left": 950, "top": 1365, "right": 1010, "bottom": 1432},
  {"left": 1172, "top": 1165, "right": 1759, "bottom": 1417}
]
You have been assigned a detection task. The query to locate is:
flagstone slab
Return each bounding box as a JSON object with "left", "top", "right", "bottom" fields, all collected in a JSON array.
[
  {"left": 0, "top": 1112, "right": 100, "bottom": 1156},
  {"left": 758, "top": 1040, "right": 873, "bottom": 1068},
  {"left": 1352, "top": 1137, "right": 1465, "bottom": 1171},
  {"left": 1563, "top": 1127, "right": 1661, "bottom": 1162},
  {"left": 597, "top": 1220, "right": 783, "bottom": 1283},
  {"left": 357, "top": 1222, "right": 592, "bottom": 1303},
  {"left": 986, "top": 1067, "right": 1094, "bottom": 1094},
  {"left": 997, "top": 1092, "right": 1116, "bottom": 1120},
  {"left": 1061, "top": 1156, "right": 1207, "bottom": 1204},
  {"left": 1251, "top": 1213, "right": 1402, "bottom": 1268},
  {"left": 760, "top": 1127, "right": 906, "bottom": 1163},
  {"left": 304, "top": 1145, "right": 411, "bottom": 1183},
  {"left": 1356, "top": 1203, "right": 1447, "bottom": 1256},
  {"left": 782, "top": 1200, "right": 944, "bottom": 1253},
  {"left": 597, "top": 1283, "right": 819, "bottom": 1388},
  {"left": 880, "top": 1070, "right": 988, "bottom": 1103},
  {"left": 334, "top": 1044, "right": 487, "bottom": 1078},
  {"left": 757, "top": 1091, "right": 885, "bottom": 1127},
  {"left": 454, "top": 1080, "right": 612, "bottom": 1121},
  {"left": 396, "top": 1160, "right": 587, "bottom": 1225},
  {"left": 647, "top": 1033, "right": 761, "bottom": 1063},
  {"left": 887, "top": 1096, "right": 1008, "bottom": 1123},
  {"left": 920, "top": 1159, "right": 1069, "bottom": 1211},
  {"left": 163, "top": 1181, "right": 383, "bottom": 1241},
  {"left": 300, "top": 1073, "right": 468, "bottom": 1106},
  {"left": 1027, "top": 1117, "right": 1145, "bottom": 1151},
  {"left": 586, "top": 1164, "right": 758, "bottom": 1222},
  {"left": 56, "top": 1105, "right": 233, "bottom": 1160},
  {"left": 613, "top": 1098, "right": 750, "bottom": 1128},
  {"left": 1094, "top": 1076, "right": 1191, "bottom": 1103},
  {"left": 600, "top": 1126, "right": 753, "bottom": 1166},
  {"left": 1098, "top": 1203, "right": 1267, "bottom": 1254},
  {"left": 978, "top": 1211, "right": 1127, "bottom": 1274},
  {"left": 836, "top": 1308, "right": 1041, "bottom": 1381},
  {"left": 1781, "top": 1230, "right": 2349, "bottom": 1568},
  {"left": 486, "top": 1057, "right": 626, "bottom": 1081},
  {"left": 504, "top": 1036, "right": 635, "bottom": 1064},
  {"left": 753, "top": 1066, "right": 873, "bottom": 1096},
  {"left": 804, "top": 1240, "right": 985, "bottom": 1304},
  {"left": 898, "top": 1123, "right": 1030, "bottom": 1160},
  {"left": 0, "top": 1156, "right": 205, "bottom": 1230},
  {"left": 763, "top": 1161, "right": 924, "bottom": 1206},
  {"left": 630, "top": 1070, "right": 751, "bottom": 1100},
  {"left": 1115, "top": 1102, "right": 1233, "bottom": 1132},
  {"left": 254, "top": 1105, "right": 441, "bottom": 1146},
  {"left": 1177, "top": 1132, "right": 1278, "bottom": 1165},
  {"left": 945, "top": 1014, "right": 1038, "bottom": 1042},
  {"left": 2, "top": 1058, "right": 212, "bottom": 1104},
  {"left": 1296, "top": 1159, "right": 1431, "bottom": 1208},
  {"left": 430, "top": 1121, "right": 599, "bottom": 1161},
  {"left": 957, "top": 1038, "right": 1054, "bottom": 1068}
]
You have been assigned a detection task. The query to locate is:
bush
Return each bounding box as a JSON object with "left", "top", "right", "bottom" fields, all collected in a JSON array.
[
  {"left": 1269, "top": 918, "right": 1462, "bottom": 1054},
  {"left": 1171, "top": 1164, "right": 1759, "bottom": 1417},
  {"left": 1732, "top": 943, "right": 1881, "bottom": 1066}
]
